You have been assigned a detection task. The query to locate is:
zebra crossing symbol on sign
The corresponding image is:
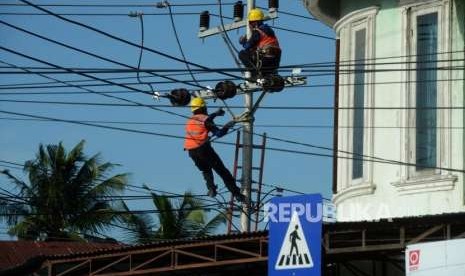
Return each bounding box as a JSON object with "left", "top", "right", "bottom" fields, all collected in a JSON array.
[{"left": 275, "top": 211, "right": 313, "bottom": 270}]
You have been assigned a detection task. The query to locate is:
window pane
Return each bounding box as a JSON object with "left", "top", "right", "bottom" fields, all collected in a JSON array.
[
  {"left": 352, "top": 29, "right": 366, "bottom": 179},
  {"left": 415, "top": 13, "right": 437, "bottom": 170}
]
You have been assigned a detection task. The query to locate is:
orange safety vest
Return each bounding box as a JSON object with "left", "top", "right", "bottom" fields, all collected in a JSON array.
[
  {"left": 256, "top": 28, "right": 280, "bottom": 51},
  {"left": 184, "top": 114, "right": 209, "bottom": 150}
]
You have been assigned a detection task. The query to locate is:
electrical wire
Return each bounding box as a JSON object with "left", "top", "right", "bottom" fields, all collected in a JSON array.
[
  {"left": 2, "top": 99, "right": 464, "bottom": 111},
  {"left": 134, "top": 14, "right": 156, "bottom": 93},
  {"left": 2, "top": 109, "right": 464, "bottom": 174},
  {"left": 0, "top": 67, "right": 459, "bottom": 75},
  {"left": 0, "top": 12, "right": 202, "bottom": 16},
  {"left": 0, "top": 170, "right": 245, "bottom": 234},
  {"left": 0, "top": 53, "right": 457, "bottom": 174},
  {"left": 0, "top": 169, "right": 241, "bottom": 226},
  {"left": 273, "top": 25, "right": 334, "bottom": 40},
  {"left": 1, "top": 74, "right": 464, "bottom": 92},
  {"left": 18, "top": 0, "right": 255, "bottom": 83},
  {"left": 1, "top": 117, "right": 464, "bottom": 130},
  {"left": 0, "top": 20, "right": 215, "bottom": 90},
  {"left": 0, "top": 2, "right": 237, "bottom": 8},
  {"left": 0, "top": 47, "right": 195, "bottom": 122},
  {"left": 0, "top": 49, "right": 462, "bottom": 74},
  {"left": 277, "top": 10, "right": 318, "bottom": 21},
  {"left": 166, "top": 2, "right": 200, "bottom": 86},
  {"left": 1, "top": 62, "right": 462, "bottom": 75},
  {"left": 217, "top": 0, "right": 241, "bottom": 58}
]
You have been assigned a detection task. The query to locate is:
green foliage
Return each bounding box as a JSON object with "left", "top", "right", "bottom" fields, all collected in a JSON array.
[
  {"left": 0, "top": 140, "right": 129, "bottom": 241},
  {"left": 121, "top": 187, "right": 226, "bottom": 244}
]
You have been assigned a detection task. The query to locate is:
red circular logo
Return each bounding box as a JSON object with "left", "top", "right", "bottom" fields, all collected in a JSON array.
[{"left": 409, "top": 250, "right": 420, "bottom": 266}]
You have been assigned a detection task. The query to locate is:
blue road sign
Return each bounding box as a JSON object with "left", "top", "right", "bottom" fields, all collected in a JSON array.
[{"left": 268, "top": 194, "right": 322, "bottom": 276}]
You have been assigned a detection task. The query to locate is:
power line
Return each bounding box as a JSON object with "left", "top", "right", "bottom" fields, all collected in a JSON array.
[
  {"left": 1, "top": 64, "right": 462, "bottom": 75},
  {"left": 1, "top": 75, "right": 464, "bottom": 92},
  {"left": 0, "top": 162, "right": 261, "bottom": 219},
  {"left": 0, "top": 47, "right": 195, "bottom": 122},
  {"left": 18, "top": 0, "right": 254, "bottom": 84},
  {"left": 0, "top": 203, "right": 225, "bottom": 216},
  {"left": 133, "top": 14, "right": 156, "bottom": 93},
  {"left": 273, "top": 25, "right": 334, "bottom": 40},
  {"left": 0, "top": 69, "right": 226, "bottom": 88},
  {"left": 0, "top": 160, "right": 243, "bottom": 204},
  {"left": 0, "top": 2, "right": 237, "bottom": 8},
  {"left": 0, "top": 49, "right": 238, "bottom": 141},
  {"left": 1, "top": 99, "right": 464, "bottom": 110},
  {"left": 1, "top": 117, "right": 463, "bottom": 130},
  {"left": 0, "top": 20, "right": 254, "bottom": 127},
  {"left": 277, "top": 10, "right": 318, "bottom": 21},
  {"left": 0, "top": 167, "right": 242, "bottom": 223},
  {"left": 0, "top": 160, "right": 23, "bottom": 167},
  {"left": 0, "top": 20, "right": 217, "bottom": 90},
  {"left": 0, "top": 12, "right": 202, "bottom": 16},
  {"left": 166, "top": 3, "right": 200, "bottom": 86},
  {"left": 0, "top": 51, "right": 462, "bottom": 74},
  {"left": 0, "top": 164, "right": 22, "bottom": 171},
  {"left": 2, "top": 109, "right": 464, "bottom": 174},
  {"left": 0, "top": 109, "right": 187, "bottom": 140}
]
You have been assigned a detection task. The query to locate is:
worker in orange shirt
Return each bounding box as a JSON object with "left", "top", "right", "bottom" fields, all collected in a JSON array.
[{"left": 184, "top": 97, "right": 245, "bottom": 202}]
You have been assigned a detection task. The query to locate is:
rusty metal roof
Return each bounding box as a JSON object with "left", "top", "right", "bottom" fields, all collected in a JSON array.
[
  {"left": 0, "top": 241, "right": 121, "bottom": 270},
  {"left": 3, "top": 212, "right": 465, "bottom": 274},
  {"left": 44, "top": 230, "right": 269, "bottom": 261}
]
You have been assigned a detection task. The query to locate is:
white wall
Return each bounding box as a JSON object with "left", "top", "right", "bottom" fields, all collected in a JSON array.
[{"left": 333, "top": 0, "right": 465, "bottom": 221}]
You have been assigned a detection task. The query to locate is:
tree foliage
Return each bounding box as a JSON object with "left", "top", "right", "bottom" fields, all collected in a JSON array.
[
  {"left": 0, "top": 140, "right": 129, "bottom": 241},
  {"left": 122, "top": 187, "right": 226, "bottom": 243}
]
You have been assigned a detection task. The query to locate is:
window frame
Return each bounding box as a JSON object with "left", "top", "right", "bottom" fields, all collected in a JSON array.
[
  {"left": 333, "top": 6, "right": 378, "bottom": 204},
  {"left": 351, "top": 24, "right": 368, "bottom": 181},
  {"left": 408, "top": 5, "right": 442, "bottom": 178},
  {"left": 394, "top": 0, "right": 456, "bottom": 194}
]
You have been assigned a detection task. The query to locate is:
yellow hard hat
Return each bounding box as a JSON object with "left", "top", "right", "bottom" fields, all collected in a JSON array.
[
  {"left": 190, "top": 97, "right": 206, "bottom": 112},
  {"left": 248, "top": 8, "right": 264, "bottom": 22}
]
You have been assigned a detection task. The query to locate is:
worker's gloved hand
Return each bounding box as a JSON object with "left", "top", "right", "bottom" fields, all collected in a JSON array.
[
  {"left": 215, "top": 108, "right": 225, "bottom": 117},
  {"left": 239, "top": 35, "right": 247, "bottom": 45}
]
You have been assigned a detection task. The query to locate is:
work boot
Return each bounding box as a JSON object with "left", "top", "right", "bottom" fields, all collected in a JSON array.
[
  {"left": 234, "top": 193, "right": 246, "bottom": 203},
  {"left": 207, "top": 185, "right": 218, "bottom": 198},
  {"left": 202, "top": 172, "right": 217, "bottom": 198}
]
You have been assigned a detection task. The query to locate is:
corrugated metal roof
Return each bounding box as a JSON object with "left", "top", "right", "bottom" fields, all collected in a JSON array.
[
  {"left": 0, "top": 241, "right": 121, "bottom": 270},
  {"left": 3, "top": 212, "right": 465, "bottom": 272},
  {"left": 45, "top": 230, "right": 269, "bottom": 261}
]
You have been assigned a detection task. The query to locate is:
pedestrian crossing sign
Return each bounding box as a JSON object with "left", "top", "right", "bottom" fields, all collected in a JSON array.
[
  {"left": 275, "top": 212, "right": 313, "bottom": 269},
  {"left": 268, "top": 194, "right": 322, "bottom": 276}
]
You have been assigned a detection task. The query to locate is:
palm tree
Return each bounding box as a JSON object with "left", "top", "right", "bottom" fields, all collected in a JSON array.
[
  {"left": 122, "top": 187, "right": 225, "bottom": 243},
  {"left": 0, "top": 140, "right": 129, "bottom": 241}
]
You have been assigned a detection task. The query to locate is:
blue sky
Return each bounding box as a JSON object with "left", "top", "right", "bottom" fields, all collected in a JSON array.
[{"left": 0, "top": 0, "right": 335, "bottom": 239}]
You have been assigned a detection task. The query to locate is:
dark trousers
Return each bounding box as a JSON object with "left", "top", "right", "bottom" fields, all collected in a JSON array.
[
  {"left": 188, "top": 143, "right": 241, "bottom": 196},
  {"left": 238, "top": 49, "right": 281, "bottom": 76}
]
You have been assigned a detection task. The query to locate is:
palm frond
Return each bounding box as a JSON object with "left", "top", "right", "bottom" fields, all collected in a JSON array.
[
  {"left": 117, "top": 201, "right": 155, "bottom": 244},
  {"left": 195, "top": 213, "right": 227, "bottom": 237},
  {"left": 87, "top": 173, "right": 128, "bottom": 198}
]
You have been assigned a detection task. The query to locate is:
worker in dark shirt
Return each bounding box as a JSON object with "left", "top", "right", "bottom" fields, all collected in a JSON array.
[
  {"left": 239, "top": 8, "right": 281, "bottom": 78},
  {"left": 184, "top": 97, "right": 245, "bottom": 202}
]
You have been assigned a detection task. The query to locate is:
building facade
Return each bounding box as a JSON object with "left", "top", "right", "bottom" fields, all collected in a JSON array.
[{"left": 305, "top": 0, "right": 465, "bottom": 221}]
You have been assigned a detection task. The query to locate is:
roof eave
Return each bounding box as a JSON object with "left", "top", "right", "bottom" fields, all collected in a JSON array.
[{"left": 303, "top": 0, "right": 340, "bottom": 28}]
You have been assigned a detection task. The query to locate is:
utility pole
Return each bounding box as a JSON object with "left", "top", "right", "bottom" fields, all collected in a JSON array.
[
  {"left": 241, "top": 0, "right": 254, "bottom": 233},
  {"left": 189, "top": 0, "right": 306, "bottom": 233}
]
